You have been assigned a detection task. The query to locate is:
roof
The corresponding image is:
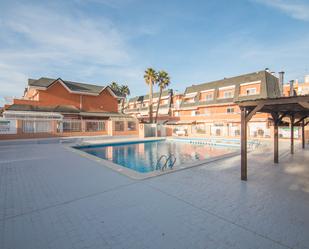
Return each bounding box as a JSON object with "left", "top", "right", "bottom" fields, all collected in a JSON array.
[
  {"left": 5, "top": 104, "right": 133, "bottom": 118},
  {"left": 236, "top": 95, "right": 309, "bottom": 119},
  {"left": 79, "top": 112, "right": 134, "bottom": 118},
  {"left": 6, "top": 104, "right": 81, "bottom": 113},
  {"left": 180, "top": 70, "right": 280, "bottom": 108},
  {"left": 28, "top": 77, "right": 120, "bottom": 97},
  {"left": 128, "top": 89, "right": 172, "bottom": 103}
]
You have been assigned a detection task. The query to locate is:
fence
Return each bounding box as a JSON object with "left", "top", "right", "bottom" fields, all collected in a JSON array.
[
  {"left": 0, "top": 118, "right": 139, "bottom": 140},
  {"left": 0, "top": 119, "right": 109, "bottom": 139}
]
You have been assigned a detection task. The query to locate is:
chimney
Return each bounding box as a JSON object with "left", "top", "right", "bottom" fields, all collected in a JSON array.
[
  {"left": 278, "top": 71, "right": 284, "bottom": 96},
  {"left": 295, "top": 79, "right": 299, "bottom": 85},
  {"left": 289, "top": 80, "right": 294, "bottom": 96}
]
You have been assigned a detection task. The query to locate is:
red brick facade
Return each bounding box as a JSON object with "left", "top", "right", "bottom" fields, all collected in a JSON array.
[{"left": 17, "top": 80, "right": 118, "bottom": 113}]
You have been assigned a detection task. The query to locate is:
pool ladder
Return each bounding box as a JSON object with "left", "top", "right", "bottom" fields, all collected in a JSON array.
[{"left": 156, "top": 154, "right": 176, "bottom": 171}]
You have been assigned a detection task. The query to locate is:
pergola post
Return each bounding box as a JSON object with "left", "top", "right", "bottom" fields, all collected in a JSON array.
[
  {"left": 241, "top": 107, "right": 247, "bottom": 181},
  {"left": 274, "top": 115, "right": 279, "bottom": 163},
  {"left": 290, "top": 115, "right": 294, "bottom": 154},
  {"left": 302, "top": 119, "right": 305, "bottom": 149}
]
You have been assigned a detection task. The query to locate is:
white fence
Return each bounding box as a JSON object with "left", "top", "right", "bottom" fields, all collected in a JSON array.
[
  {"left": 0, "top": 119, "right": 108, "bottom": 135},
  {"left": 22, "top": 120, "right": 53, "bottom": 133},
  {"left": 0, "top": 119, "right": 17, "bottom": 134}
]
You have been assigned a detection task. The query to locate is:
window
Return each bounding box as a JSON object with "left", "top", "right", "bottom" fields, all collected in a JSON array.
[
  {"left": 185, "top": 98, "right": 194, "bottom": 103},
  {"left": 206, "top": 93, "right": 213, "bottom": 101},
  {"left": 85, "top": 121, "right": 105, "bottom": 132},
  {"left": 246, "top": 88, "right": 257, "bottom": 95},
  {"left": 62, "top": 120, "right": 81, "bottom": 132},
  {"left": 127, "top": 121, "right": 136, "bottom": 131},
  {"left": 227, "top": 107, "right": 234, "bottom": 113},
  {"left": 193, "top": 124, "right": 206, "bottom": 134},
  {"left": 191, "top": 111, "right": 197, "bottom": 116},
  {"left": 23, "top": 120, "right": 53, "bottom": 133},
  {"left": 115, "top": 121, "right": 124, "bottom": 131},
  {"left": 161, "top": 99, "right": 168, "bottom": 105},
  {"left": 224, "top": 91, "right": 234, "bottom": 98}
]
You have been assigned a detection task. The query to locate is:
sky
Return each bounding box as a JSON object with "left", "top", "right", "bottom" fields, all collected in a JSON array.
[{"left": 0, "top": 0, "right": 309, "bottom": 105}]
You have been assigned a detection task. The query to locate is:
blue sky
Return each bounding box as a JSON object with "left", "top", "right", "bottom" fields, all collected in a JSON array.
[{"left": 0, "top": 0, "right": 309, "bottom": 104}]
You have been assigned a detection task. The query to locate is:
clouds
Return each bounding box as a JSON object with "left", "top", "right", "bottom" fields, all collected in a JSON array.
[
  {"left": 0, "top": 2, "right": 140, "bottom": 105},
  {"left": 0, "top": 0, "right": 309, "bottom": 107},
  {"left": 254, "top": 0, "right": 309, "bottom": 21}
]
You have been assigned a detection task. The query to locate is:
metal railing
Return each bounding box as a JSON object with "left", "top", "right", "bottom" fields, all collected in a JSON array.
[
  {"left": 20, "top": 119, "right": 108, "bottom": 134},
  {"left": 155, "top": 154, "right": 177, "bottom": 171}
]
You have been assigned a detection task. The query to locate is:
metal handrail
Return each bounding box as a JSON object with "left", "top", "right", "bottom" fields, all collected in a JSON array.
[
  {"left": 161, "top": 154, "right": 177, "bottom": 171},
  {"left": 156, "top": 155, "right": 168, "bottom": 170},
  {"left": 167, "top": 154, "right": 176, "bottom": 169}
]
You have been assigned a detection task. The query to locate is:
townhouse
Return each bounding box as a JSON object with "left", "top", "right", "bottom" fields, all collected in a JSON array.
[
  {"left": 2, "top": 77, "right": 138, "bottom": 139},
  {"left": 169, "top": 70, "right": 281, "bottom": 137},
  {"left": 125, "top": 89, "right": 174, "bottom": 120},
  {"left": 125, "top": 70, "right": 283, "bottom": 138}
]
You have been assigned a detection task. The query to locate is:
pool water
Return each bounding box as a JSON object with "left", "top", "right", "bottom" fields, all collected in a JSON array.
[{"left": 77, "top": 139, "right": 235, "bottom": 173}]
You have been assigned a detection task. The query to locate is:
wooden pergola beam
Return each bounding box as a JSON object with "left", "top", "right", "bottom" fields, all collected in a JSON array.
[
  {"left": 278, "top": 113, "right": 288, "bottom": 121},
  {"left": 237, "top": 95, "right": 309, "bottom": 107},
  {"left": 245, "top": 103, "right": 264, "bottom": 123},
  {"left": 294, "top": 116, "right": 308, "bottom": 126},
  {"left": 299, "top": 102, "right": 309, "bottom": 109}
]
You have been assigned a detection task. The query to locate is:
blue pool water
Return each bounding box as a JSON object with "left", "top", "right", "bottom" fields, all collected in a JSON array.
[{"left": 77, "top": 139, "right": 236, "bottom": 173}]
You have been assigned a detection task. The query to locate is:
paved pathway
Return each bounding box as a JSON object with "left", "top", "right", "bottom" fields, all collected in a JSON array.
[{"left": 0, "top": 141, "right": 308, "bottom": 249}]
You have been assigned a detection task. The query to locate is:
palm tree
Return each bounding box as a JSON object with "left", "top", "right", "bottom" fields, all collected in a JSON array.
[
  {"left": 155, "top": 70, "right": 170, "bottom": 123},
  {"left": 144, "top": 68, "right": 157, "bottom": 123},
  {"left": 119, "top": 85, "right": 130, "bottom": 113},
  {"left": 109, "top": 81, "right": 120, "bottom": 93},
  {"left": 109, "top": 82, "right": 130, "bottom": 113}
]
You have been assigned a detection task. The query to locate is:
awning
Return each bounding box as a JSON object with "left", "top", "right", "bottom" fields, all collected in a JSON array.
[
  {"left": 166, "top": 120, "right": 194, "bottom": 125},
  {"left": 109, "top": 116, "right": 137, "bottom": 121},
  {"left": 80, "top": 112, "right": 132, "bottom": 118},
  {"left": 3, "top": 111, "right": 63, "bottom": 120},
  {"left": 183, "top": 92, "right": 197, "bottom": 98}
]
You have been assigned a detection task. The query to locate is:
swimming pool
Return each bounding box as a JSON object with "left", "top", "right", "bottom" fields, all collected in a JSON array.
[{"left": 76, "top": 139, "right": 237, "bottom": 173}]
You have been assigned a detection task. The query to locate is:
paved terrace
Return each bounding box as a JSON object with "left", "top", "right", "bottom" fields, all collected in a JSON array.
[{"left": 0, "top": 139, "right": 308, "bottom": 249}]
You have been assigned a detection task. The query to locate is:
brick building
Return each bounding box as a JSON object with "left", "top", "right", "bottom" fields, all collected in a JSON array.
[
  {"left": 125, "top": 70, "right": 282, "bottom": 137},
  {"left": 125, "top": 89, "right": 174, "bottom": 119},
  {"left": 170, "top": 70, "right": 280, "bottom": 137},
  {"left": 1, "top": 77, "right": 138, "bottom": 139}
]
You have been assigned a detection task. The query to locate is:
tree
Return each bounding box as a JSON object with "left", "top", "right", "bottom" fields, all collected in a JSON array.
[
  {"left": 144, "top": 68, "right": 157, "bottom": 123},
  {"left": 155, "top": 70, "right": 170, "bottom": 123},
  {"left": 109, "top": 82, "right": 120, "bottom": 93},
  {"left": 109, "top": 82, "right": 130, "bottom": 113},
  {"left": 119, "top": 85, "right": 130, "bottom": 113}
]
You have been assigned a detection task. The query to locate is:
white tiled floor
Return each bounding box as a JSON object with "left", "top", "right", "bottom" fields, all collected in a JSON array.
[{"left": 0, "top": 140, "right": 308, "bottom": 249}]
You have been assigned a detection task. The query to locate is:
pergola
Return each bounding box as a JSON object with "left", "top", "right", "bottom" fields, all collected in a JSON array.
[{"left": 236, "top": 95, "right": 309, "bottom": 181}]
